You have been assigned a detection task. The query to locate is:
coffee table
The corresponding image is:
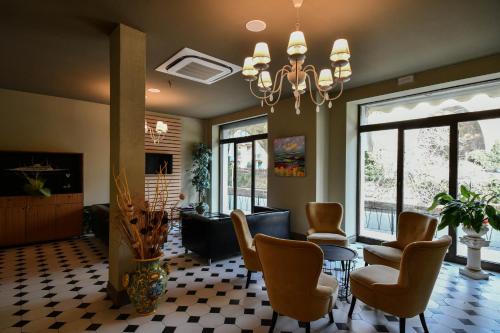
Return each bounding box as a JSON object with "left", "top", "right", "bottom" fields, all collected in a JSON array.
[{"left": 319, "top": 244, "right": 358, "bottom": 301}]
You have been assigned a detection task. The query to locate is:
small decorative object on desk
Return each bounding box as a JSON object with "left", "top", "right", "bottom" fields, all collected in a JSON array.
[
  {"left": 114, "top": 164, "right": 172, "bottom": 314},
  {"left": 429, "top": 185, "right": 499, "bottom": 280}
]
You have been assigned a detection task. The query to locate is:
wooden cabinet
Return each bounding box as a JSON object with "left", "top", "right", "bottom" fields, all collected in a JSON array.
[
  {"left": 0, "top": 198, "right": 27, "bottom": 246},
  {"left": 0, "top": 194, "right": 83, "bottom": 247}
]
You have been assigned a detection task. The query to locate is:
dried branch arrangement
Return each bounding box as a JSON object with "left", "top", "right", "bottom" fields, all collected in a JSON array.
[{"left": 114, "top": 163, "right": 172, "bottom": 259}]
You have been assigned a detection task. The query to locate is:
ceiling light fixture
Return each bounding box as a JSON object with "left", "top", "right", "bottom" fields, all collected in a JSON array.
[
  {"left": 147, "top": 88, "right": 161, "bottom": 93},
  {"left": 145, "top": 120, "right": 168, "bottom": 144},
  {"left": 246, "top": 19, "right": 267, "bottom": 32},
  {"left": 242, "top": 0, "right": 352, "bottom": 115}
]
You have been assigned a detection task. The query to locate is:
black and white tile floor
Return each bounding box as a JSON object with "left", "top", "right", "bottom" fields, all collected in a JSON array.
[{"left": 1, "top": 230, "right": 499, "bottom": 333}]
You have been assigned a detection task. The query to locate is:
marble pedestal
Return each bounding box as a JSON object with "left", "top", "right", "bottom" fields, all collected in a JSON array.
[{"left": 459, "top": 235, "right": 490, "bottom": 280}]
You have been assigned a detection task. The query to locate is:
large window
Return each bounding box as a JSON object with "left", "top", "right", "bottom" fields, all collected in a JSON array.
[
  {"left": 358, "top": 80, "right": 500, "bottom": 268},
  {"left": 220, "top": 117, "right": 268, "bottom": 214}
]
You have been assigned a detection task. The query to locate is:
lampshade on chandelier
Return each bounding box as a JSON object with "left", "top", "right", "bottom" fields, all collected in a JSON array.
[{"left": 242, "top": 0, "right": 352, "bottom": 115}]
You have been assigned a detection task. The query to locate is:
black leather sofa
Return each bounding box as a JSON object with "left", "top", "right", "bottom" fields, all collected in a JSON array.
[
  {"left": 88, "top": 204, "right": 110, "bottom": 244},
  {"left": 181, "top": 206, "right": 290, "bottom": 264}
]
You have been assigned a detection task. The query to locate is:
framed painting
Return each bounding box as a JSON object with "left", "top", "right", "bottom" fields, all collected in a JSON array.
[{"left": 273, "top": 136, "right": 305, "bottom": 177}]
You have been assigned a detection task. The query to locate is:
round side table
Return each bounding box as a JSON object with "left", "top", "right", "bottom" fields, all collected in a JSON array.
[{"left": 318, "top": 244, "right": 358, "bottom": 301}]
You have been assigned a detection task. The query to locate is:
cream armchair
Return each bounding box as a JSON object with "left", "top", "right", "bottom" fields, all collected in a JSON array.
[
  {"left": 363, "top": 211, "right": 437, "bottom": 269},
  {"left": 230, "top": 210, "right": 261, "bottom": 288},
  {"left": 306, "top": 202, "right": 348, "bottom": 247},
  {"left": 349, "top": 235, "right": 451, "bottom": 333},
  {"left": 254, "top": 234, "right": 338, "bottom": 333}
]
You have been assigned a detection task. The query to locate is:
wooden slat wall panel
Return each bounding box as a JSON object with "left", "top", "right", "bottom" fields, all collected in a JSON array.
[{"left": 145, "top": 112, "right": 183, "bottom": 209}]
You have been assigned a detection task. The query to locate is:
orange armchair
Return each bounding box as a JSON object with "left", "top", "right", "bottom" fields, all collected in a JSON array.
[
  {"left": 254, "top": 234, "right": 338, "bottom": 333},
  {"left": 230, "top": 209, "right": 261, "bottom": 288},
  {"left": 306, "top": 202, "right": 348, "bottom": 247},
  {"left": 349, "top": 235, "right": 451, "bottom": 333},
  {"left": 363, "top": 211, "right": 437, "bottom": 269}
]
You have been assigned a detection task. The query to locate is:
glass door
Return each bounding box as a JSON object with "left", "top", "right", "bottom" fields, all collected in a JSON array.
[
  {"left": 403, "top": 126, "right": 450, "bottom": 239},
  {"left": 220, "top": 143, "right": 234, "bottom": 214},
  {"left": 235, "top": 142, "right": 253, "bottom": 213},
  {"left": 457, "top": 118, "right": 500, "bottom": 264},
  {"left": 359, "top": 129, "right": 398, "bottom": 241}
]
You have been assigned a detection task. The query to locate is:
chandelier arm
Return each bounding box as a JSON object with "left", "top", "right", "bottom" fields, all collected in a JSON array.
[
  {"left": 325, "top": 80, "right": 345, "bottom": 101},
  {"left": 305, "top": 74, "right": 326, "bottom": 106},
  {"left": 263, "top": 73, "right": 287, "bottom": 107},
  {"left": 249, "top": 80, "right": 267, "bottom": 100},
  {"left": 269, "top": 67, "right": 290, "bottom": 95}
]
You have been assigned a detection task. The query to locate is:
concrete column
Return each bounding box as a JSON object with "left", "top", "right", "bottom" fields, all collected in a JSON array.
[{"left": 107, "top": 24, "right": 145, "bottom": 306}]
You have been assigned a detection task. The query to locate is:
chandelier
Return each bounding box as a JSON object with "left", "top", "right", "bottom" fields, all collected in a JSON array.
[
  {"left": 242, "top": 0, "right": 352, "bottom": 115},
  {"left": 145, "top": 120, "right": 168, "bottom": 144}
]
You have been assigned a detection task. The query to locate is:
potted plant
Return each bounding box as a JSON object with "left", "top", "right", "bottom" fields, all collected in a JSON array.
[
  {"left": 189, "top": 143, "right": 211, "bottom": 214},
  {"left": 429, "top": 185, "right": 499, "bottom": 279},
  {"left": 428, "top": 185, "right": 499, "bottom": 235}
]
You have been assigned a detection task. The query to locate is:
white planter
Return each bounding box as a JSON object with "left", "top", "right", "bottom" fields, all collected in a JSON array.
[
  {"left": 462, "top": 225, "right": 489, "bottom": 238},
  {"left": 459, "top": 224, "right": 490, "bottom": 280}
]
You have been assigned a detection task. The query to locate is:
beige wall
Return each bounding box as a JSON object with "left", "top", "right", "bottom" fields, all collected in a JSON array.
[
  {"left": 181, "top": 116, "right": 205, "bottom": 203},
  {"left": 0, "top": 88, "right": 110, "bottom": 205},
  {"left": 267, "top": 98, "right": 318, "bottom": 234},
  {"left": 0, "top": 88, "right": 204, "bottom": 206}
]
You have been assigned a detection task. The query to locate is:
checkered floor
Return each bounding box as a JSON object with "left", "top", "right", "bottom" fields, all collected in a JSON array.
[{"left": 1, "top": 230, "right": 500, "bottom": 333}]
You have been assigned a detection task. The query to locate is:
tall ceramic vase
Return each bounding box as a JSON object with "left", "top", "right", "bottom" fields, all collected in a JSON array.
[{"left": 123, "top": 254, "right": 169, "bottom": 315}]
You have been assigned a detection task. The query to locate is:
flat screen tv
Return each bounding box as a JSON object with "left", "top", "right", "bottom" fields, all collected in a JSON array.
[{"left": 145, "top": 153, "right": 173, "bottom": 175}]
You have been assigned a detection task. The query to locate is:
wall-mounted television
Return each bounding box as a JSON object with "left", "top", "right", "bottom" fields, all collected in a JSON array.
[{"left": 145, "top": 153, "right": 173, "bottom": 175}]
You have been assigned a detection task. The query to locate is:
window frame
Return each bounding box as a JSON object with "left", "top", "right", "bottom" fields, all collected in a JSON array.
[
  {"left": 356, "top": 81, "right": 500, "bottom": 272},
  {"left": 219, "top": 117, "right": 268, "bottom": 214}
]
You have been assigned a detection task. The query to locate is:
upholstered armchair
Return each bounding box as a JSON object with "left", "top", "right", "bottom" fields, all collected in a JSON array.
[
  {"left": 230, "top": 209, "right": 261, "bottom": 288},
  {"left": 363, "top": 211, "right": 437, "bottom": 269},
  {"left": 349, "top": 235, "right": 451, "bottom": 333},
  {"left": 306, "top": 202, "right": 348, "bottom": 247},
  {"left": 254, "top": 234, "right": 338, "bottom": 333}
]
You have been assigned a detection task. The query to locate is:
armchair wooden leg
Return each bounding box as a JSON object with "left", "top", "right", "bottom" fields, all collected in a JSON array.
[
  {"left": 419, "top": 313, "right": 429, "bottom": 333},
  {"left": 245, "top": 271, "right": 252, "bottom": 289},
  {"left": 364, "top": 262, "right": 368, "bottom": 267},
  {"left": 328, "top": 309, "right": 334, "bottom": 323},
  {"left": 348, "top": 296, "right": 356, "bottom": 318},
  {"left": 399, "top": 318, "right": 406, "bottom": 333},
  {"left": 269, "top": 311, "right": 278, "bottom": 333},
  {"left": 305, "top": 322, "right": 310, "bottom": 333}
]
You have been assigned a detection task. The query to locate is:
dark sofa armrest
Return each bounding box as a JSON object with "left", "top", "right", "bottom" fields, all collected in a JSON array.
[{"left": 247, "top": 210, "right": 290, "bottom": 239}]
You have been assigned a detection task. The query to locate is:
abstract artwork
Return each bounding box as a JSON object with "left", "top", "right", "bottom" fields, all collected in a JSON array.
[{"left": 273, "top": 136, "right": 305, "bottom": 177}]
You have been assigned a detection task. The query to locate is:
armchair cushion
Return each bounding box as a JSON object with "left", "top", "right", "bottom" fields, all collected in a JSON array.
[
  {"left": 307, "top": 233, "right": 348, "bottom": 247},
  {"left": 363, "top": 245, "right": 402, "bottom": 269},
  {"left": 318, "top": 272, "right": 339, "bottom": 293},
  {"left": 350, "top": 264, "right": 400, "bottom": 310}
]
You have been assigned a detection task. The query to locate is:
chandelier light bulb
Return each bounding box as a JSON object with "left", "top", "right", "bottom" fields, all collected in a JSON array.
[
  {"left": 330, "top": 38, "right": 351, "bottom": 65},
  {"left": 257, "top": 71, "right": 273, "bottom": 90},
  {"left": 292, "top": 81, "right": 307, "bottom": 92},
  {"left": 334, "top": 62, "right": 352, "bottom": 81},
  {"left": 318, "top": 68, "right": 334, "bottom": 89},
  {"left": 287, "top": 30, "right": 307, "bottom": 57},
  {"left": 242, "top": 57, "right": 258, "bottom": 78},
  {"left": 252, "top": 42, "right": 271, "bottom": 69}
]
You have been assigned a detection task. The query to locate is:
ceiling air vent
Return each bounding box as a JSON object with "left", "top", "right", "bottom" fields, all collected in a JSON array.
[{"left": 155, "top": 48, "right": 241, "bottom": 85}]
